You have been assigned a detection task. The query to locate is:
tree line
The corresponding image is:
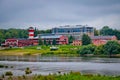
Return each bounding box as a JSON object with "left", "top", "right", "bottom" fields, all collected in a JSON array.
[
  {"left": 0, "top": 28, "right": 51, "bottom": 45},
  {"left": 77, "top": 41, "right": 120, "bottom": 57},
  {"left": 0, "top": 26, "right": 120, "bottom": 45},
  {"left": 94, "top": 26, "right": 120, "bottom": 40},
  {"left": 78, "top": 31, "right": 120, "bottom": 57}
]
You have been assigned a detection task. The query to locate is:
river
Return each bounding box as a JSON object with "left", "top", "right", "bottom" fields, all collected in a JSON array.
[{"left": 0, "top": 56, "right": 120, "bottom": 76}]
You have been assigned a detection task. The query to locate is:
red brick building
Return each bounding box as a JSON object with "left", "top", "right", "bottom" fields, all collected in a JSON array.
[
  {"left": 91, "top": 36, "right": 117, "bottom": 46},
  {"left": 40, "top": 34, "right": 68, "bottom": 45},
  {"left": 72, "top": 35, "right": 117, "bottom": 46},
  {"left": 4, "top": 38, "right": 38, "bottom": 47}
]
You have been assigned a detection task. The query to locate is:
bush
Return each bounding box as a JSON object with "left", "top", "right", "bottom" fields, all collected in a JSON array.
[
  {"left": 5, "top": 71, "right": 13, "bottom": 76},
  {"left": 77, "top": 44, "right": 95, "bottom": 56},
  {"left": 0, "top": 64, "right": 4, "bottom": 68},
  {"left": 25, "top": 67, "right": 32, "bottom": 75}
]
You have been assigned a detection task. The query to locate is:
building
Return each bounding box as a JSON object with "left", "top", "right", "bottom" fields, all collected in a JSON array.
[
  {"left": 4, "top": 38, "right": 38, "bottom": 47},
  {"left": 72, "top": 35, "right": 117, "bottom": 46},
  {"left": 91, "top": 36, "right": 117, "bottom": 46},
  {"left": 2, "top": 27, "right": 39, "bottom": 47},
  {"left": 52, "top": 25, "right": 94, "bottom": 40},
  {"left": 38, "top": 34, "right": 68, "bottom": 45},
  {"left": 72, "top": 40, "right": 82, "bottom": 46}
]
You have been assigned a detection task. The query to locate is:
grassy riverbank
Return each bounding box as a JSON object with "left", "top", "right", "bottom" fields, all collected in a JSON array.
[
  {"left": 0, "top": 45, "right": 81, "bottom": 55},
  {"left": 0, "top": 45, "right": 120, "bottom": 58},
  {"left": 0, "top": 72, "right": 120, "bottom": 80}
]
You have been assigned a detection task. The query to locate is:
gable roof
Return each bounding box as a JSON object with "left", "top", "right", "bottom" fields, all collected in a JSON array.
[
  {"left": 40, "top": 35, "right": 63, "bottom": 39},
  {"left": 90, "top": 36, "right": 116, "bottom": 40}
]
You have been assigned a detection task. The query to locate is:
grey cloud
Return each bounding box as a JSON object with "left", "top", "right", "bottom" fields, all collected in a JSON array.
[{"left": 0, "top": 0, "right": 120, "bottom": 29}]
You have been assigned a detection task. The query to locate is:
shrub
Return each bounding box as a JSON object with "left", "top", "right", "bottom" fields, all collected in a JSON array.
[
  {"left": 25, "top": 67, "right": 32, "bottom": 75},
  {"left": 5, "top": 71, "right": 13, "bottom": 76},
  {"left": 0, "top": 64, "right": 4, "bottom": 68}
]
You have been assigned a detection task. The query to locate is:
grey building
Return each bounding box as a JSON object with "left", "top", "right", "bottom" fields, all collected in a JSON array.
[{"left": 52, "top": 25, "right": 94, "bottom": 40}]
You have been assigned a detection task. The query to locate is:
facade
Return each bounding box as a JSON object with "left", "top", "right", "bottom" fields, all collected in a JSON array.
[
  {"left": 72, "top": 40, "right": 82, "bottom": 46},
  {"left": 52, "top": 25, "right": 94, "bottom": 40},
  {"left": 4, "top": 38, "right": 38, "bottom": 47},
  {"left": 2, "top": 27, "right": 39, "bottom": 47},
  {"left": 72, "top": 35, "right": 117, "bottom": 46},
  {"left": 39, "top": 34, "right": 68, "bottom": 45},
  {"left": 91, "top": 36, "right": 117, "bottom": 46}
]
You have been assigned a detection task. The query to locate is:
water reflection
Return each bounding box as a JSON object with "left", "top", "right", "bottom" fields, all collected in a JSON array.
[
  {"left": 0, "top": 55, "right": 120, "bottom": 76},
  {"left": 0, "top": 55, "right": 120, "bottom": 63}
]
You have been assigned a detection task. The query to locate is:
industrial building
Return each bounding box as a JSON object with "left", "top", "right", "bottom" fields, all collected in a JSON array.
[
  {"left": 39, "top": 34, "right": 68, "bottom": 45},
  {"left": 2, "top": 27, "right": 38, "bottom": 47},
  {"left": 52, "top": 25, "right": 94, "bottom": 40}
]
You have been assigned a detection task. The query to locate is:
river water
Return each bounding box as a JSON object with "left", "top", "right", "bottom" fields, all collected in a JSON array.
[{"left": 0, "top": 56, "right": 120, "bottom": 76}]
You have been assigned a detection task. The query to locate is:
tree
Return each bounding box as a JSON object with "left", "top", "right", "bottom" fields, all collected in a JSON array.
[
  {"left": 48, "top": 40, "right": 51, "bottom": 45},
  {"left": 104, "top": 41, "right": 120, "bottom": 57},
  {"left": 82, "top": 34, "right": 92, "bottom": 45},
  {"left": 52, "top": 39, "right": 56, "bottom": 45},
  {"left": 69, "top": 35, "right": 75, "bottom": 44},
  {"left": 38, "top": 38, "right": 43, "bottom": 45},
  {"left": 94, "top": 28, "right": 99, "bottom": 36},
  {"left": 100, "top": 26, "right": 120, "bottom": 40},
  {"left": 44, "top": 39, "right": 46, "bottom": 45},
  {"left": 77, "top": 44, "right": 95, "bottom": 56},
  {"left": 100, "top": 26, "right": 113, "bottom": 35},
  {"left": 94, "top": 45, "right": 105, "bottom": 55}
]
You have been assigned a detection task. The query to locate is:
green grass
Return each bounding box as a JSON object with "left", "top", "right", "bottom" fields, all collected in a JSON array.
[
  {"left": 0, "top": 45, "right": 82, "bottom": 55},
  {"left": 1, "top": 72, "right": 120, "bottom": 80}
]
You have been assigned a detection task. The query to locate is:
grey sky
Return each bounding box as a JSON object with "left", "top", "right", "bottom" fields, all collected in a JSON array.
[{"left": 0, "top": 0, "right": 120, "bottom": 30}]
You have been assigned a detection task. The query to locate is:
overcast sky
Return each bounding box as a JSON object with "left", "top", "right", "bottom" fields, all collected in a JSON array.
[{"left": 0, "top": 0, "right": 120, "bottom": 30}]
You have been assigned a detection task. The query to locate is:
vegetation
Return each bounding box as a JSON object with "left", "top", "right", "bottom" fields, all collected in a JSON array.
[
  {"left": 0, "top": 28, "right": 51, "bottom": 45},
  {"left": 5, "top": 71, "right": 13, "bottom": 76},
  {"left": 0, "top": 71, "right": 120, "bottom": 80},
  {"left": 82, "top": 34, "right": 92, "bottom": 45},
  {"left": 77, "top": 44, "right": 96, "bottom": 56},
  {"left": 0, "top": 42, "right": 120, "bottom": 57},
  {"left": 69, "top": 35, "right": 75, "bottom": 44},
  {"left": 25, "top": 67, "right": 32, "bottom": 75},
  {"left": 104, "top": 41, "right": 120, "bottom": 57},
  {"left": 100, "top": 26, "right": 120, "bottom": 40}
]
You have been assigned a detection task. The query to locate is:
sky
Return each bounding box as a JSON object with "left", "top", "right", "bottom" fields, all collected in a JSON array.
[{"left": 0, "top": 0, "right": 120, "bottom": 30}]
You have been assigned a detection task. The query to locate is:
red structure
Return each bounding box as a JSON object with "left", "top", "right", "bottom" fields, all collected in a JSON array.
[
  {"left": 4, "top": 38, "right": 38, "bottom": 47},
  {"left": 91, "top": 36, "right": 117, "bottom": 46},
  {"left": 40, "top": 34, "right": 68, "bottom": 45},
  {"left": 72, "top": 40, "right": 82, "bottom": 46},
  {"left": 2, "top": 27, "right": 39, "bottom": 47},
  {"left": 72, "top": 35, "right": 117, "bottom": 46},
  {"left": 28, "top": 27, "right": 34, "bottom": 39}
]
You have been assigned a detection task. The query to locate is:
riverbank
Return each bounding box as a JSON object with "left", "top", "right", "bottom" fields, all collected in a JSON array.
[
  {"left": 0, "top": 45, "right": 120, "bottom": 58},
  {"left": 0, "top": 45, "right": 80, "bottom": 55},
  {"left": 0, "top": 71, "right": 120, "bottom": 80}
]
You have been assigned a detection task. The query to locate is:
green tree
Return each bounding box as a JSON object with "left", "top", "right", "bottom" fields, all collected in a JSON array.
[
  {"left": 104, "top": 41, "right": 120, "bottom": 57},
  {"left": 77, "top": 44, "right": 95, "bottom": 56},
  {"left": 82, "top": 34, "right": 92, "bottom": 45},
  {"left": 94, "top": 45, "right": 105, "bottom": 55},
  {"left": 52, "top": 39, "right": 56, "bottom": 45},
  {"left": 48, "top": 40, "right": 51, "bottom": 45},
  {"left": 38, "top": 38, "right": 43, "bottom": 45},
  {"left": 69, "top": 35, "right": 75, "bottom": 44},
  {"left": 94, "top": 28, "right": 99, "bottom": 36},
  {"left": 100, "top": 26, "right": 120, "bottom": 40},
  {"left": 44, "top": 39, "right": 46, "bottom": 45}
]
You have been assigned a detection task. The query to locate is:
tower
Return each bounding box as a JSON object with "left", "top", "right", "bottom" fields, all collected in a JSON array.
[{"left": 28, "top": 27, "right": 34, "bottom": 39}]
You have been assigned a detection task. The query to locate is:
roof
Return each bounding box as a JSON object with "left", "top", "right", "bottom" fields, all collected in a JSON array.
[
  {"left": 90, "top": 36, "right": 116, "bottom": 40},
  {"left": 40, "top": 35, "right": 63, "bottom": 39},
  {"left": 53, "top": 25, "right": 93, "bottom": 29}
]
